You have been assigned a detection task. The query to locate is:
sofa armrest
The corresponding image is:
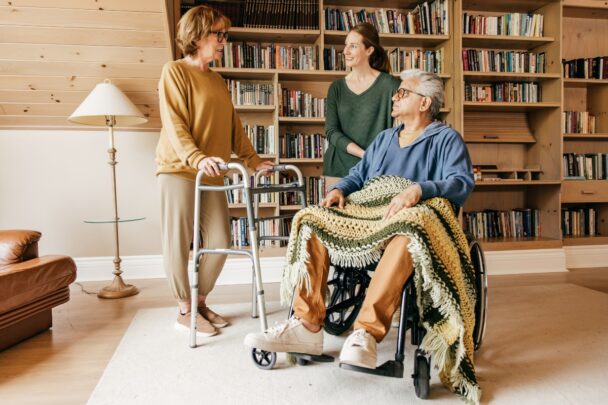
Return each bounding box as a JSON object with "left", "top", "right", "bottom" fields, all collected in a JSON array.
[
  {"left": 0, "top": 230, "right": 41, "bottom": 266},
  {"left": 0, "top": 255, "right": 77, "bottom": 314}
]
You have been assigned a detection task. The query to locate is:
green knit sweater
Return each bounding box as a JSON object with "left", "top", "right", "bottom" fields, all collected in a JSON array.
[{"left": 323, "top": 72, "right": 400, "bottom": 177}]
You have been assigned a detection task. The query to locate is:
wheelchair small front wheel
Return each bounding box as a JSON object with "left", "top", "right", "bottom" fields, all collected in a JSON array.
[
  {"left": 251, "top": 348, "right": 277, "bottom": 370},
  {"left": 413, "top": 351, "right": 430, "bottom": 399}
]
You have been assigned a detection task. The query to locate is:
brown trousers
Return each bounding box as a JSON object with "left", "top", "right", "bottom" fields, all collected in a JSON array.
[{"left": 292, "top": 234, "right": 414, "bottom": 342}]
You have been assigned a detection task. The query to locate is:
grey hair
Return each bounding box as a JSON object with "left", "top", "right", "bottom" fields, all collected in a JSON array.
[{"left": 399, "top": 69, "right": 444, "bottom": 119}]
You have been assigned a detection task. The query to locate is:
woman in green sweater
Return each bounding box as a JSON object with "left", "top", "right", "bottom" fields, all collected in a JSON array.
[{"left": 324, "top": 23, "right": 401, "bottom": 187}]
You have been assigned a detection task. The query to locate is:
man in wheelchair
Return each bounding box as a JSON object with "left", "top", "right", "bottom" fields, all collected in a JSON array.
[{"left": 245, "top": 69, "right": 475, "bottom": 376}]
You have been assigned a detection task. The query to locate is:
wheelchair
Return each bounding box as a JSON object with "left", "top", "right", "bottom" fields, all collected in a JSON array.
[
  {"left": 324, "top": 232, "right": 487, "bottom": 399},
  {"left": 251, "top": 231, "right": 488, "bottom": 400}
]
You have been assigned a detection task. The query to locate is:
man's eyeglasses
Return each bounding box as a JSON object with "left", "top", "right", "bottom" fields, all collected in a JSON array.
[
  {"left": 210, "top": 31, "right": 229, "bottom": 42},
  {"left": 394, "top": 87, "right": 426, "bottom": 100}
]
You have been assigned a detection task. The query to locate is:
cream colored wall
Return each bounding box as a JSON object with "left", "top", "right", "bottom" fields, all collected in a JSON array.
[{"left": 0, "top": 129, "right": 161, "bottom": 257}]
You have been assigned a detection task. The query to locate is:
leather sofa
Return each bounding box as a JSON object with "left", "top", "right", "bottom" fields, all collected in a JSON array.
[{"left": 0, "top": 230, "right": 77, "bottom": 351}]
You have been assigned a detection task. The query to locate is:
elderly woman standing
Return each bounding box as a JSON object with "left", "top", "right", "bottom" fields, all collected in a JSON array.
[
  {"left": 156, "top": 5, "right": 273, "bottom": 336},
  {"left": 245, "top": 69, "right": 474, "bottom": 370},
  {"left": 323, "top": 23, "right": 401, "bottom": 189}
]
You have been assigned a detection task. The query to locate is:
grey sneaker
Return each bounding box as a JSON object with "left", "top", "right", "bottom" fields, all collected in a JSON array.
[
  {"left": 339, "top": 329, "right": 377, "bottom": 369},
  {"left": 244, "top": 317, "right": 323, "bottom": 355},
  {"left": 198, "top": 304, "right": 229, "bottom": 328},
  {"left": 175, "top": 312, "right": 217, "bottom": 337}
]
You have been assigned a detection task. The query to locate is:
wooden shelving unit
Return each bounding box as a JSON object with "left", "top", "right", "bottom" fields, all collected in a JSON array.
[
  {"left": 458, "top": 0, "right": 563, "bottom": 251},
  {"left": 172, "top": 0, "right": 608, "bottom": 253},
  {"left": 561, "top": 0, "right": 608, "bottom": 246}
]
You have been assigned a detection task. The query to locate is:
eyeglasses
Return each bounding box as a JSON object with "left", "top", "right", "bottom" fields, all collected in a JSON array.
[
  {"left": 394, "top": 87, "right": 426, "bottom": 100},
  {"left": 210, "top": 31, "right": 229, "bottom": 42}
]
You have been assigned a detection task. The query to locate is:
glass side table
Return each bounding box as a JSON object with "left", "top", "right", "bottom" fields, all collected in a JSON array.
[
  {"left": 84, "top": 216, "right": 145, "bottom": 298},
  {"left": 84, "top": 217, "right": 146, "bottom": 224}
]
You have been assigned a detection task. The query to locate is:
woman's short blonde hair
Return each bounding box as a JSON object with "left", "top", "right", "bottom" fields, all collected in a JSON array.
[{"left": 176, "top": 5, "right": 231, "bottom": 57}]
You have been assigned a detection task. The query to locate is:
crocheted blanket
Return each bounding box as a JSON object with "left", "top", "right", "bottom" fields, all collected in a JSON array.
[{"left": 280, "top": 176, "right": 481, "bottom": 404}]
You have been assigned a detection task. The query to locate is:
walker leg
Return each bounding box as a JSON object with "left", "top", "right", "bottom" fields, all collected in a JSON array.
[
  {"left": 190, "top": 283, "right": 198, "bottom": 348},
  {"left": 251, "top": 270, "right": 259, "bottom": 318}
]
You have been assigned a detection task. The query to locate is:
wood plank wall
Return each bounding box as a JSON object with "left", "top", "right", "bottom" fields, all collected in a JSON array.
[{"left": 0, "top": 0, "right": 173, "bottom": 130}]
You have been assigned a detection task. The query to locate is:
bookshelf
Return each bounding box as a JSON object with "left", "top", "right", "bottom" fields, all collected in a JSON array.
[
  {"left": 562, "top": 0, "right": 608, "bottom": 246},
  {"left": 171, "top": 0, "right": 607, "bottom": 254},
  {"left": 457, "top": 0, "right": 563, "bottom": 250}
]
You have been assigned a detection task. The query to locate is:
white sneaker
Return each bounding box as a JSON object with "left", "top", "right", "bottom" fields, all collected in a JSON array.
[
  {"left": 244, "top": 317, "right": 323, "bottom": 355},
  {"left": 339, "top": 329, "right": 377, "bottom": 369}
]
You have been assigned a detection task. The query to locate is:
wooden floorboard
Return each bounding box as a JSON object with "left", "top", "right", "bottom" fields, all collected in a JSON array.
[{"left": 0, "top": 269, "right": 606, "bottom": 404}]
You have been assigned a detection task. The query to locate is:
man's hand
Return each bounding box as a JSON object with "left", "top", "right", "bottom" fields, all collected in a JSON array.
[
  {"left": 255, "top": 160, "right": 275, "bottom": 176},
  {"left": 198, "top": 156, "right": 225, "bottom": 177},
  {"left": 320, "top": 188, "right": 345, "bottom": 209},
  {"left": 383, "top": 184, "right": 422, "bottom": 220}
]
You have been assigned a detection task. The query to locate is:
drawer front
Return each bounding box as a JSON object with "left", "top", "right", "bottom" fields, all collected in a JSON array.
[{"left": 562, "top": 180, "right": 608, "bottom": 203}]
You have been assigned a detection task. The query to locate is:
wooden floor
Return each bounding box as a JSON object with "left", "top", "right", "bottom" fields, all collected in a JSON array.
[{"left": 0, "top": 268, "right": 607, "bottom": 405}]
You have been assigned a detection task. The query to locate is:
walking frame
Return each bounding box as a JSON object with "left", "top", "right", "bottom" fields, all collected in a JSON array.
[{"left": 189, "top": 162, "right": 306, "bottom": 348}]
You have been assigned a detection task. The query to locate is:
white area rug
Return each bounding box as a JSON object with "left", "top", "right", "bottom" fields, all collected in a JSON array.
[{"left": 88, "top": 284, "right": 608, "bottom": 405}]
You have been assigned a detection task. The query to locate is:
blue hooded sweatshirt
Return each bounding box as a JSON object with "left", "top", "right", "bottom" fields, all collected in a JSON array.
[{"left": 334, "top": 121, "right": 475, "bottom": 207}]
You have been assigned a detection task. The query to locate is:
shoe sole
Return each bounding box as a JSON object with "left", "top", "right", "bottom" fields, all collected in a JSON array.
[
  {"left": 244, "top": 335, "right": 323, "bottom": 355},
  {"left": 210, "top": 320, "right": 229, "bottom": 328},
  {"left": 174, "top": 322, "right": 217, "bottom": 337},
  {"left": 339, "top": 351, "right": 376, "bottom": 369}
]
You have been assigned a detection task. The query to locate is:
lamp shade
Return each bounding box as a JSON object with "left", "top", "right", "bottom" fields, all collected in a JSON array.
[{"left": 68, "top": 79, "right": 148, "bottom": 126}]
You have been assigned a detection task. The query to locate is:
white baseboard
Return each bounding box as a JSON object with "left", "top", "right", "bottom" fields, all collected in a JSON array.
[
  {"left": 75, "top": 246, "right": 590, "bottom": 283},
  {"left": 74, "top": 255, "right": 286, "bottom": 284},
  {"left": 483, "top": 249, "right": 566, "bottom": 275},
  {"left": 564, "top": 244, "right": 608, "bottom": 269}
]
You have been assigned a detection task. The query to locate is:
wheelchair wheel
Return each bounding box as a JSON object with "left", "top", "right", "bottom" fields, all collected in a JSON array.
[
  {"left": 413, "top": 350, "right": 430, "bottom": 399},
  {"left": 469, "top": 240, "right": 488, "bottom": 351},
  {"left": 251, "top": 348, "right": 276, "bottom": 370},
  {"left": 324, "top": 266, "right": 369, "bottom": 336}
]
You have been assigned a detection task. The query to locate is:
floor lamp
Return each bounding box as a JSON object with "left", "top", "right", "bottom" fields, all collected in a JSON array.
[{"left": 68, "top": 79, "right": 148, "bottom": 299}]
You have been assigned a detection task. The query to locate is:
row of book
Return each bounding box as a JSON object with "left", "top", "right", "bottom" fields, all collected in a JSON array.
[
  {"left": 182, "top": 1, "right": 319, "bottom": 30},
  {"left": 244, "top": 124, "right": 275, "bottom": 155},
  {"left": 323, "top": 47, "right": 443, "bottom": 74},
  {"left": 324, "top": 0, "right": 449, "bottom": 35},
  {"left": 224, "top": 174, "right": 275, "bottom": 204},
  {"left": 278, "top": 85, "right": 326, "bottom": 118},
  {"left": 562, "top": 111, "right": 596, "bottom": 134},
  {"left": 279, "top": 175, "right": 326, "bottom": 206},
  {"left": 213, "top": 43, "right": 318, "bottom": 70},
  {"left": 463, "top": 209, "right": 541, "bottom": 240},
  {"left": 562, "top": 207, "right": 598, "bottom": 237},
  {"left": 464, "top": 82, "right": 541, "bottom": 103},
  {"left": 462, "top": 12, "right": 544, "bottom": 37},
  {"left": 279, "top": 132, "right": 326, "bottom": 159},
  {"left": 389, "top": 48, "right": 442, "bottom": 74},
  {"left": 563, "top": 153, "right": 608, "bottom": 180},
  {"left": 562, "top": 57, "right": 608, "bottom": 80},
  {"left": 225, "top": 80, "right": 273, "bottom": 106},
  {"left": 230, "top": 217, "right": 289, "bottom": 247},
  {"left": 242, "top": 0, "right": 319, "bottom": 30},
  {"left": 462, "top": 49, "right": 546, "bottom": 73}
]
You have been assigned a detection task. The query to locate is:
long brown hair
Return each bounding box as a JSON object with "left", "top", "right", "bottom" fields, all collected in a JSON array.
[{"left": 350, "top": 22, "right": 390, "bottom": 74}]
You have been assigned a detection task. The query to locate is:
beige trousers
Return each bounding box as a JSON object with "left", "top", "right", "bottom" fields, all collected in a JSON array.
[
  {"left": 158, "top": 174, "right": 231, "bottom": 300},
  {"left": 292, "top": 234, "right": 414, "bottom": 342}
]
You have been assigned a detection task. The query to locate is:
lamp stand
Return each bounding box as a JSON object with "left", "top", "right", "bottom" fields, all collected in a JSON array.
[{"left": 98, "top": 121, "right": 139, "bottom": 299}]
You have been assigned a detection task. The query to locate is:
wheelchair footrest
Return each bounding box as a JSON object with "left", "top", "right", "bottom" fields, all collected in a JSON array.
[
  {"left": 290, "top": 353, "right": 335, "bottom": 363},
  {"left": 340, "top": 360, "right": 404, "bottom": 378}
]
